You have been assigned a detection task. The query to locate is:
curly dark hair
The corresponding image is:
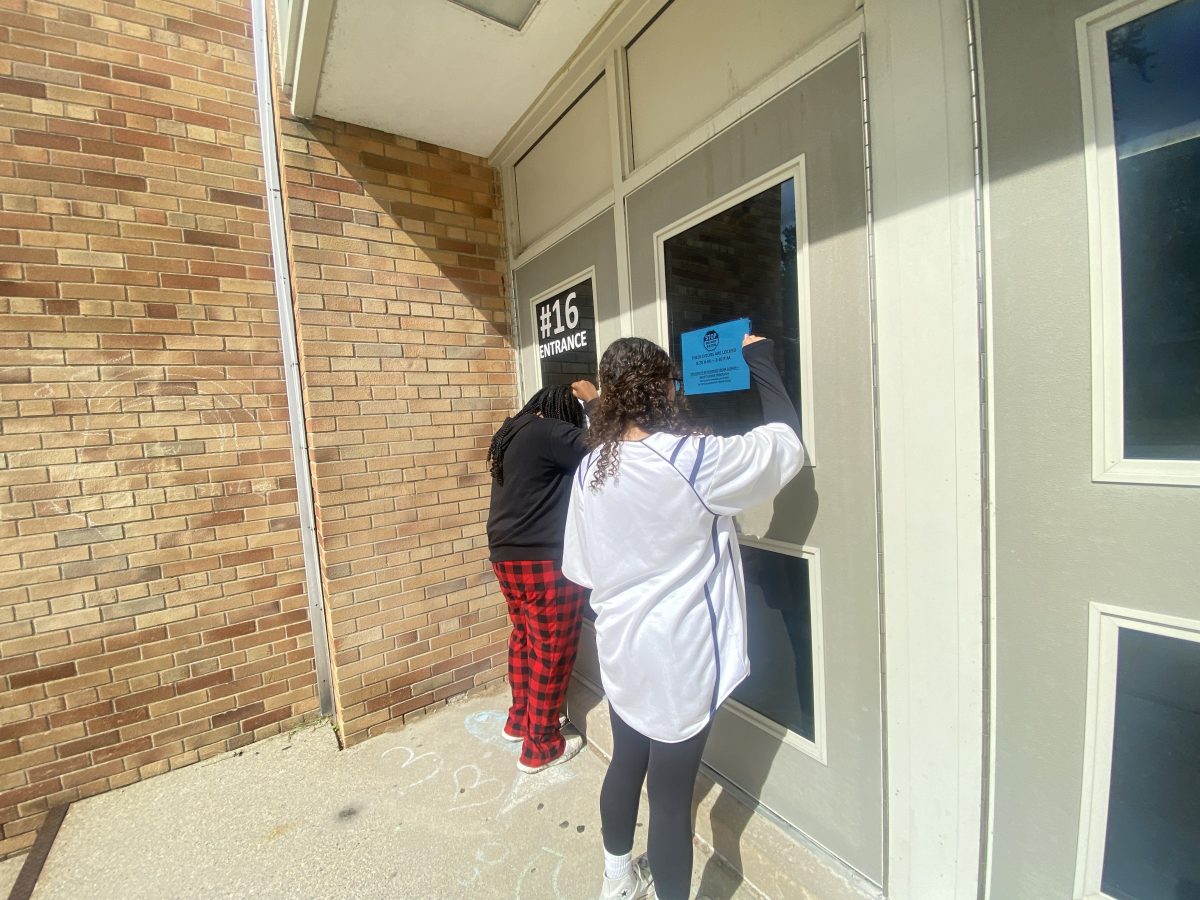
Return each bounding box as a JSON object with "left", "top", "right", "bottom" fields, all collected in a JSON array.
[
  {"left": 587, "top": 337, "right": 697, "bottom": 490},
  {"left": 487, "top": 385, "right": 584, "bottom": 484}
]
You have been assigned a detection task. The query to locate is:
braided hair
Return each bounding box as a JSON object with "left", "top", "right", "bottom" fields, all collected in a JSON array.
[{"left": 487, "top": 385, "right": 585, "bottom": 484}]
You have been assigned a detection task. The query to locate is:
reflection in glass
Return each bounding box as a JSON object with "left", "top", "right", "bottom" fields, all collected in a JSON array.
[
  {"left": 730, "top": 545, "right": 814, "bottom": 740},
  {"left": 1107, "top": 0, "right": 1200, "bottom": 459},
  {"left": 663, "top": 180, "right": 801, "bottom": 437},
  {"left": 1101, "top": 628, "right": 1200, "bottom": 900}
]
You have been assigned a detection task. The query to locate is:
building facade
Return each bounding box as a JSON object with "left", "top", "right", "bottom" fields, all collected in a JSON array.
[
  {"left": 1, "top": 0, "right": 1196, "bottom": 898},
  {"left": 0, "top": 0, "right": 515, "bottom": 860},
  {"left": 482, "top": 0, "right": 1199, "bottom": 896}
]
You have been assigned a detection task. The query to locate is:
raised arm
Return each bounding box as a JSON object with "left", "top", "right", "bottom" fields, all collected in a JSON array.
[
  {"left": 743, "top": 337, "right": 800, "bottom": 435},
  {"left": 698, "top": 336, "right": 804, "bottom": 516},
  {"left": 546, "top": 383, "right": 599, "bottom": 471}
]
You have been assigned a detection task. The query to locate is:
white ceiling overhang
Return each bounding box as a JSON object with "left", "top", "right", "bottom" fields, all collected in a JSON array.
[{"left": 275, "top": 0, "right": 620, "bottom": 158}]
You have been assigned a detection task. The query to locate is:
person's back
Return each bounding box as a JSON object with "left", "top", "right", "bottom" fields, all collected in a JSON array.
[
  {"left": 561, "top": 335, "right": 802, "bottom": 900},
  {"left": 487, "top": 415, "right": 587, "bottom": 563},
  {"left": 568, "top": 425, "right": 802, "bottom": 742},
  {"left": 484, "top": 382, "right": 596, "bottom": 775}
]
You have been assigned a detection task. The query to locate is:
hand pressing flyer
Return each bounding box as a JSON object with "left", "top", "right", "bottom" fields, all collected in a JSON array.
[{"left": 680, "top": 317, "right": 752, "bottom": 395}]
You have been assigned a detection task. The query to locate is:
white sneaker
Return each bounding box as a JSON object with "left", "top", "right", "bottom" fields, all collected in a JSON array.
[
  {"left": 502, "top": 714, "right": 568, "bottom": 742},
  {"left": 516, "top": 730, "right": 584, "bottom": 774},
  {"left": 599, "top": 856, "right": 653, "bottom": 900}
]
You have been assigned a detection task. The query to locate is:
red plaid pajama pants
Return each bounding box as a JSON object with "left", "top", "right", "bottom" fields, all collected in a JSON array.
[{"left": 492, "top": 559, "right": 586, "bottom": 768}]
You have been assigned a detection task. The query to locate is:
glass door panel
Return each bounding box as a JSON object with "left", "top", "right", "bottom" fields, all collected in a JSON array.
[
  {"left": 733, "top": 542, "right": 817, "bottom": 743},
  {"left": 662, "top": 178, "right": 804, "bottom": 438}
]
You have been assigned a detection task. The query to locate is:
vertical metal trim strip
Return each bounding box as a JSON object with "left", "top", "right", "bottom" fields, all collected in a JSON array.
[
  {"left": 251, "top": 0, "right": 335, "bottom": 717},
  {"left": 857, "top": 33, "right": 891, "bottom": 887},
  {"left": 965, "top": 1, "right": 995, "bottom": 896}
]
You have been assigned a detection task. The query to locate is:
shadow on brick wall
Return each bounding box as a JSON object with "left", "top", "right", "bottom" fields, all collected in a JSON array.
[{"left": 274, "top": 110, "right": 519, "bottom": 746}]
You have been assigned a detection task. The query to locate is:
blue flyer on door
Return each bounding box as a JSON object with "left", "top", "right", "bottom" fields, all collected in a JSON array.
[{"left": 681, "top": 318, "right": 751, "bottom": 395}]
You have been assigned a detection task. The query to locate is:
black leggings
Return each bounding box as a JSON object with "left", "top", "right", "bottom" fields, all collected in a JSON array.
[{"left": 600, "top": 708, "right": 712, "bottom": 900}]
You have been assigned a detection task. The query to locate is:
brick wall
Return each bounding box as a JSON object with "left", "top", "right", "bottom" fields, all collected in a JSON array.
[
  {"left": 278, "top": 111, "right": 516, "bottom": 746},
  {"left": 0, "top": 0, "right": 320, "bottom": 857}
]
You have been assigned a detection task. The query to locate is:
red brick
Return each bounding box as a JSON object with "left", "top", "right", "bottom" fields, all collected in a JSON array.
[
  {"left": 83, "top": 171, "right": 148, "bottom": 192},
  {"left": 14, "top": 130, "right": 80, "bottom": 151},
  {"left": 208, "top": 188, "right": 264, "bottom": 209},
  {"left": 0, "top": 76, "right": 46, "bottom": 98},
  {"left": 110, "top": 65, "right": 171, "bottom": 90},
  {"left": 174, "top": 670, "right": 234, "bottom": 696},
  {"left": 9, "top": 662, "right": 77, "bottom": 690},
  {"left": 46, "top": 299, "right": 80, "bottom": 315},
  {"left": 182, "top": 229, "right": 240, "bottom": 249},
  {"left": 57, "top": 731, "right": 119, "bottom": 760},
  {"left": 212, "top": 702, "right": 264, "bottom": 729}
]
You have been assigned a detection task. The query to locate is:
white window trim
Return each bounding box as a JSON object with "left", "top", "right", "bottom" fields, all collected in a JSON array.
[
  {"left": 725, "top": 536, "right": 829, "bottom": 765},
  {"left": 1077, "top": 0, "right": 1200, "bottom": 486},
  {"left": 512, "top": 194, "right": 616, "bottom": 271},
  {"left": 651, "top": 156, "right": 819, "bottom": 466},
  {"left": 572, "top": 536, "right": 829, "bottom": 766},
  {"left": 1073, "top": 602, "right": 1200, "bottom": 899},
  {"left": 522, "top": 266, "right": 598, "bottom": 392}
]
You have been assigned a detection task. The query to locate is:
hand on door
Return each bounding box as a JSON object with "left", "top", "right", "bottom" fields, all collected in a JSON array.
[
  {"left": 572, "top": 380, "right": 599, "bottom": 402},
  {"left": 743, "top": 333, "right": 766, "bottom": 348}
]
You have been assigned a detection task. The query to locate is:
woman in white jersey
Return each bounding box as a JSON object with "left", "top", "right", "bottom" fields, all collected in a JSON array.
[{"left": 563, "top": 334, "right": 803, "bottom": 900}]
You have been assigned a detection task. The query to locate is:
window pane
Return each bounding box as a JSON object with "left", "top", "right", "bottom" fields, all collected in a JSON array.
[
  {"left": 1100, "top": 628, "right": 1200, "bottom": 899},
  {"left": 663, "top": 180, "right": 802, "bottom": 437},
  {"left": 729, "top": 545, "right": 815, "bottom": 741},
  {"left": 1107, "top": 0, "right": 1200, "bottom": 459}
]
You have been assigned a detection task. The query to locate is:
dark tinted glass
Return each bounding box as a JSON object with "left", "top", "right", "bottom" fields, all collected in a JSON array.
[
  {"left": 1101, "top": 628, "right": 1200, "bottom": 899},
  {"left": 1107, "top": 0, "right": 1200, "bottom": 459},
  {"left": 730, "top": 545, "right": 815, "bottom": 740},
  {"left": 663, "top": 180, "right": 801, "bottom": 437}
]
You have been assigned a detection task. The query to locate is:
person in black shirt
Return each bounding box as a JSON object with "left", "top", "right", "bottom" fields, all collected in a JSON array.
[{"left": 486, "top": 380, "right": 597, "bottom": 774}]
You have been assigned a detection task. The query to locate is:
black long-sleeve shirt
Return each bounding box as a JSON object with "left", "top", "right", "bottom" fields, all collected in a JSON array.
[
  {"left": 743, "top": 338, "right": 801, "bottom": 435},
  {"left": 487, "top": 415, "right": 591, "bottom": 562}
]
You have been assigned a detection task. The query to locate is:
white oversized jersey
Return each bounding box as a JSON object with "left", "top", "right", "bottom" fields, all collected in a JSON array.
[{"left": 561, "top": 425, "right": 804, "bottom": 743}]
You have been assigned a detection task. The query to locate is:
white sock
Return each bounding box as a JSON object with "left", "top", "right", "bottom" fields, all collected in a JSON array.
[{"left": 604, "top": 849, "right": 632, "bottom": 880}]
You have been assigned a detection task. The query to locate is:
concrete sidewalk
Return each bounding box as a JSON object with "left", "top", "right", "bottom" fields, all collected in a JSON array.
[{"left": 1, "top": 686, "right": 754, "bottom": 899}]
